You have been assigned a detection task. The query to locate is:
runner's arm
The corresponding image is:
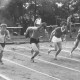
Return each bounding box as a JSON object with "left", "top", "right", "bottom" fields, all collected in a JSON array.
[
  {"left": 44, "top": 29, "right": 49, "bottom": 39},
  {"left": 24, "top": 27, "right": 37, "bottom": 38},
  {"left": 49, "top": 29, "right": 55, "bottom": 42},
  {"left": 6, "top": 30, "right": 11, "bottom": 40},
  {"left": 24, "top": 27, "right": 30, "bottom": 37}
]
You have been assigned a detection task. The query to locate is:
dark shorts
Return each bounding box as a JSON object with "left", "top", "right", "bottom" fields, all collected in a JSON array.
[
  {"left": 0, "top": 43, "right": 5, "bottom": 48},
  {"left": 30, "top": 38, "right": 39, "bottom": 44}
]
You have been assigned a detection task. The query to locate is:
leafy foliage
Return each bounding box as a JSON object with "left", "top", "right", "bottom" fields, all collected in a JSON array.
[{"left": 0, "top": 0, "right": 80, "bottom": 26}]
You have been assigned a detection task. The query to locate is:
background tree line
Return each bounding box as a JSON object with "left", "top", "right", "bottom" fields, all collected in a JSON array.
[{"left": 0, "top": 0, "right": 80, "bottom": 26}]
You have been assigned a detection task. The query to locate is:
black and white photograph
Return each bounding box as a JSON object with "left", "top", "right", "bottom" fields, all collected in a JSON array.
[{"left": 0, "top": 0, "right": 80, "bottom": 80}]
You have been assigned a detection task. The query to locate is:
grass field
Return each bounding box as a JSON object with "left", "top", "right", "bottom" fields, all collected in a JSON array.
[{"left": 0, "top": 41, "right": 80, "bottom": 80}]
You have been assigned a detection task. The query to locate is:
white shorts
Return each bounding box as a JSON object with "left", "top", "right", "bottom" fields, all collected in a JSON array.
[{"left": 51, "top": 36, "right": 62, "bottom": 43}]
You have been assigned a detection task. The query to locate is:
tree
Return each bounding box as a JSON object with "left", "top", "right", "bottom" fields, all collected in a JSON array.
[{"left": 0, "top": 0, "right": 80, "bottom": 26}]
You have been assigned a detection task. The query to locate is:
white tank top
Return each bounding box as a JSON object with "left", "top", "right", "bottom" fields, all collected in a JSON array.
[
  {"left": 0, "top": 30, "right": 5, "bottom": 43},
  {"left": 35, "top": 18, "right": 41, "bottom": 24}
]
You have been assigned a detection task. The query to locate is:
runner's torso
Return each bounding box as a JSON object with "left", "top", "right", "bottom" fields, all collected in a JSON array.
[
  {"left": 31, "top": 27, "right": 40, "bottom": 40},
  {"left": 0, "top": 30, "right": 8, "bottom": 43},
  {"left": 54, "top": 27, "right": 66, "bottom": 38}
]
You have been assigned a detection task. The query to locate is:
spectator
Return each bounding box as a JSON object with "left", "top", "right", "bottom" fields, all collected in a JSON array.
[{"left": 34, "top": 16, "right": 42, "bottom": 27}]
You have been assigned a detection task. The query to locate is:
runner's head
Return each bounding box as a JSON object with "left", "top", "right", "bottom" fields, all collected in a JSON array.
[
  {"left": 41, "top": 22, "right": 47, "bottom": 29},
  {"left": 38, "top": 22, "right": 47, "bottom": 30},
  {"left": 0, "top": 23, "right": 7, "bottom": 31},
  {"left": 60, "top": 21, "right": 67, "bottom": 32},
  {"left": 38, "top": 22, "right": 46, "bottom": 32}
]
